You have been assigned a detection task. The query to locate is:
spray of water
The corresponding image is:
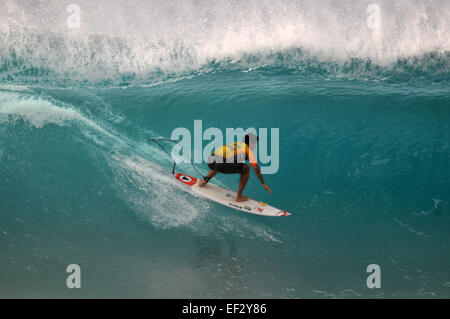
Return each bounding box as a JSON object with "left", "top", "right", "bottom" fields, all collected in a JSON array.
[{"left": 0, "top": 0, "right": 448, "bottom": 85}]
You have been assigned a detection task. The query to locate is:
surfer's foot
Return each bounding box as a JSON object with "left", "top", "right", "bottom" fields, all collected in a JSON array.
[{"left": 236, "top": 195, "right": 249, "bottom": 202}]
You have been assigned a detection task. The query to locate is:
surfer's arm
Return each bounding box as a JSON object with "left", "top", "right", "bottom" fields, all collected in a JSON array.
[
  {"left": 252, "top": 163, "right": 272, "bottom": 195},
  {"left": 248, "top": 149, "right": 271, "bottom": 193},
  {"left": 248, "top": 150, "right": 263, "bottom": 183},
  {"left": 252, "top": 163, "right": 265, "bottom": 184}
]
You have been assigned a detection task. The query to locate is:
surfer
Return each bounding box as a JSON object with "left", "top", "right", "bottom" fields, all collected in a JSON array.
[{"left": 198, "top": 133, "right": 272, "bottom": 202}]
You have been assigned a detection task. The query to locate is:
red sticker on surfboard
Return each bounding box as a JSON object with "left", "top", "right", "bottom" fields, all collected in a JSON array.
[
  {"left": 276, "top": 211, "right": 289, "bottom": 216},
  {"left": 175, "top": 173, "right": 197, "bottom": 186}
]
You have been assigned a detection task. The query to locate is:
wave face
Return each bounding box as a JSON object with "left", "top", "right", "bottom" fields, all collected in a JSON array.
[
  {"left": 1, "top": 0, "right": 450, "bottom": 298},
  {"left": 0, "top": 0, "right": 449, "bottom": 85}
]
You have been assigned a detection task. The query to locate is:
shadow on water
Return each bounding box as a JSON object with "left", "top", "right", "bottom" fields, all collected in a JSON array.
[{"left": 192, "top": 236, "right": 250, "bottom": 298}]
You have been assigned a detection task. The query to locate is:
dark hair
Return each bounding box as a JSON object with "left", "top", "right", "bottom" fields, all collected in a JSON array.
[{"left": 244, "top": 133, "right": 258, "bottom": 146}]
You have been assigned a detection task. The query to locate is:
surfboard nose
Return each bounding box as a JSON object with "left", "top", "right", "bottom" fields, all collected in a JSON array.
[{"left": 276, "top": 211, "right": 291, "bottom": 217}]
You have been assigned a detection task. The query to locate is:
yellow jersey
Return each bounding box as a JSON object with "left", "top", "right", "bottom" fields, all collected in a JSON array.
[{"left": 211, "top": 142, "right": 257, "bottom": 167}]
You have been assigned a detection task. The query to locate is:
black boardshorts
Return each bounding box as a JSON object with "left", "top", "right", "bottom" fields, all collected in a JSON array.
[{"left": 208, "top": 158, "right": 245, "bottom": 174}]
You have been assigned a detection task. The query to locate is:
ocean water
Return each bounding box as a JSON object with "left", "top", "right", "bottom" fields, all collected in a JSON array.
[{"left": 0, "top": 0, "right": 449, "bottom": 298}]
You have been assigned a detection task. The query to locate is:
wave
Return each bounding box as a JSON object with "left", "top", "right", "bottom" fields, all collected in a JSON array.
[
  {"left": 0, "top": 88, "right": 283, "bottom": 242},
  {"left": 1, "top": 30, "right": 448, "bottom": 86},
  {"left": 0, "top": 0, "right": 449, "bottom": 86}
]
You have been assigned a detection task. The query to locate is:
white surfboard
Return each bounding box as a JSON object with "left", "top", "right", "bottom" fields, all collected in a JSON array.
[{"left": 175, "top": 172, "right": 291, "bottom": 217}]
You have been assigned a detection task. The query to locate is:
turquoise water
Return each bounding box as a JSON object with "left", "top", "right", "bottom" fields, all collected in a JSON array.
[{"left": 1, "top": 0, "right": 450, "bottom": 298}]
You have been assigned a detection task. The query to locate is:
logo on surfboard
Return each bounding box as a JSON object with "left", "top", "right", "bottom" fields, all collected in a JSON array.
[{"left": 176, "top": 173, "right": 197, "bottom": 186}]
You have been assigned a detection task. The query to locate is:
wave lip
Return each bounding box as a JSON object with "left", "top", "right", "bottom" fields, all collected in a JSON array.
[
  {"left": 0, "top": 90, "right": 84, "bottom": 128},
  {"left": 1, "top": 30, "right": 448, "bottom": 86},
  {"left": 1, "top": 0, "right": 449, "bottom": 86}
]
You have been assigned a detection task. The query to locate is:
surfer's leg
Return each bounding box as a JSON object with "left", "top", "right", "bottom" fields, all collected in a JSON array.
[
  {"left": 236, "top": 164, "right": 250, "bottom": 202},
  {"left": 198, "top": 170, "right": 217, "bottom": 187}
]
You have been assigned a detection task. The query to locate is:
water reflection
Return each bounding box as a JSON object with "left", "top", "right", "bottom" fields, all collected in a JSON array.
[{"left": 192, "top": 236, "right": 247, "bottom": 298}]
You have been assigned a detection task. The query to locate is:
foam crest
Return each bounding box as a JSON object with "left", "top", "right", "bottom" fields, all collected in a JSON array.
[
  {"left": 0, "top": 0, "right": 448, "bottom": 85},
  {"left": 0, "top": 91, "right": 84, "bottom": 128}
]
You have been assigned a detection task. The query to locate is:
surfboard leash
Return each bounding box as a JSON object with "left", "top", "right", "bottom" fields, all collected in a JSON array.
[{"left": 148, "top": 138, "right": 206, "bottom": 179}]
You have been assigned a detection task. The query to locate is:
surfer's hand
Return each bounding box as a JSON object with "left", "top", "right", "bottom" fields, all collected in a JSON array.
[{"left": 262, "top": 184, "right": 272, "bottom": 195}]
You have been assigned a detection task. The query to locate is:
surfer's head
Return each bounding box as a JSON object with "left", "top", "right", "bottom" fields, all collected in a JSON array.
[{"left": 244, "top": 133, "right": 258, "bottom": 150}]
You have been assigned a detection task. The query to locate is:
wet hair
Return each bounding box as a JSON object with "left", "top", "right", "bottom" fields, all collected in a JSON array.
[{"left": 244, "top": 133, "right": 258, "bottom": 146}]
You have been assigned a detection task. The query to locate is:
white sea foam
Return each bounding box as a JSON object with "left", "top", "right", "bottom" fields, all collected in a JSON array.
[
  {"left": 0, "top": 91, "right": 84, "bottom": 128},
  {"left": 110, "top": 153, "right": 209, "bottom": 229},
  {"left": 0, "top": 0, "right": 448, "bottom": 84},
  {"left": 109, "top": 153, "right": 283, "bottom": 242}
]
